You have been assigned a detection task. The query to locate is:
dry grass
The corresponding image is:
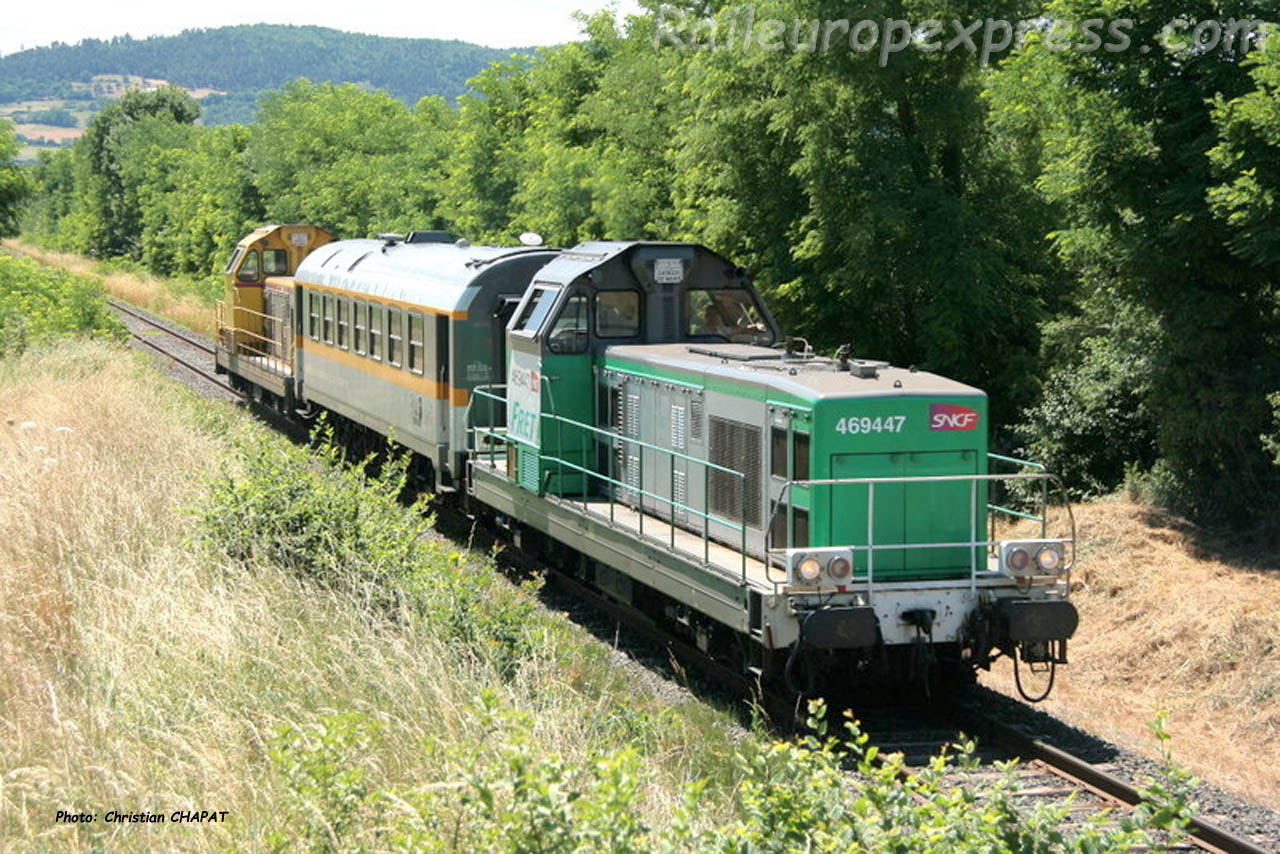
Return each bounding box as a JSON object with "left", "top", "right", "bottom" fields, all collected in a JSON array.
[
  {"left": 0, "top": 240, "right": 217, "bottom": 337},
  {"left": 982, "top": 499, "right": 1280, "bottom": 809},
  {"left": 0, "top": 341, "right": 742, "bottom": 852}
]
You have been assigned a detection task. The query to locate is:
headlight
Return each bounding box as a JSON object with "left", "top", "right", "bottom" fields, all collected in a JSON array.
[
  {"left": 1036, "top": 546, "right": 1063, "bottom": 573},
  {"left": 796, "top": 555, "right": 823, "bottom": 583},
  {"left": 828, "top": 557, "right": 852, "bottom": 581},
  {"left": 1006, "top": 547, "right": 1032, "bottom": 573}
]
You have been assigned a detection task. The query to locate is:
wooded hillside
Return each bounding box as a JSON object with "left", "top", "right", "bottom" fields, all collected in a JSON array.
[{"left": 0, "top": 24, "right": 517, "bottom": 107}]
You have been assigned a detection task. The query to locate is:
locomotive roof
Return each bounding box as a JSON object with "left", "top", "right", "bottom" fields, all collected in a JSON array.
[
  {"left": 294, "top": 238, "right": 559, "bottom": 314},
  {"left": 529, "top": 240, "right": 742, "bottom": 287},
  {"left": 604, "top": 343, "right": 984, "bottom": 402}
]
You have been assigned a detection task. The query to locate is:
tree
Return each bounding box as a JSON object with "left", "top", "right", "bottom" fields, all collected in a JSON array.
[
  {"left": 669, "top": 0, "right": 1062, "bottom": 423},
  {"left": 0, "top": 121, "right": 30, "bottom": 237},
  {"left": 73, "top": 85, "right": 201, "bottom": 257},
  {"left": 248, "top": 80, "right": 453, "bottom": 238},
  {"left": 988, "top": 0, "right": 1280, "bottom": 527}
]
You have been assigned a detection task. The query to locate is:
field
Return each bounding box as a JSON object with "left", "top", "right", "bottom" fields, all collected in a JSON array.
[{"left": 1, "top": 75, "right": 226, "bottom": 162}]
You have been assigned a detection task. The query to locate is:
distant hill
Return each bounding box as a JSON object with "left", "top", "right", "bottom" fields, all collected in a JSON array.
[{"left": 0, "top": 24, "right": 524, "bottom": 116}]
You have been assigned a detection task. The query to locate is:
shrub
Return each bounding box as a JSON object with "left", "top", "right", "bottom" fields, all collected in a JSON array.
[
  {"left": 196, "top": 422, "right": 544, "bottom": 677},
  {"left": 268, "top": 699, "right": 1200, "bottom": 853},
  {"left": 0, "top": 252, "right": 124, "bottom": 355},
  {"left": 1017, "top": 302, "right": 1159, "bottom": 499}
]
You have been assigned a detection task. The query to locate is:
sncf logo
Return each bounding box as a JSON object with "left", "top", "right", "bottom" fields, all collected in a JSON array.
[{"left": 929, "top": 404, "right": 980, "bottom": 431}]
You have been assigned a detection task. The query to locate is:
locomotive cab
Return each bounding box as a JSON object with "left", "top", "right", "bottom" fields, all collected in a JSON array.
[
  {"left": 219, "top": 224, "right": 333, "bottom": 357},
  {"left": 501, "top": 242, "right": 781, "bottom": 495}
]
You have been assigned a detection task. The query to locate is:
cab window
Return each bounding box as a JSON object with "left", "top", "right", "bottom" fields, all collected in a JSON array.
[
  {"left": 685, "top": 289, "right": 771, "bottom": 345},
  {"left": 223, "top": 247, "right": 244, "bottom": 274},
  {"left": 596, "top": 291, "right": 642, "bottom": 338},
  {"left": 237, "top": 250, "right": 260, "bottom": 283},
  {"left": 263, "top": 249, "right": 289, "bottom": 276},
  {"left": 512, "top": 286, "right": 560, "bottom": 335},
  {"left": 547, "top": 294, "right": 588, "bottom": 355}
]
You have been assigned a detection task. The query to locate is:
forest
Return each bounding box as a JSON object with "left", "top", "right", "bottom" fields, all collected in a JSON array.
[{"left": 5, "top": 0, "right": 1280, "bottom": 536}]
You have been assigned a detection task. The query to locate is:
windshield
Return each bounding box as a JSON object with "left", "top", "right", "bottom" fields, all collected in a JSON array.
[
  {"left": 685, "top": 289, "right": 773, "bottom": 345},
  {"left": 512, "top": 286, "right": 561, "bottom": 334}
]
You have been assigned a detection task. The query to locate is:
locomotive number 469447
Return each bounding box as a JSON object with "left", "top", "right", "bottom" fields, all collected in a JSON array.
[{"left": 835, "top": 416, "right": 907, "bottom": 435}]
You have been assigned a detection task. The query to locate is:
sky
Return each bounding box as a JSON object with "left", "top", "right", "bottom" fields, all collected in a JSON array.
[{"left": 0, "top": 0, "right": 644, "bottom": 57}]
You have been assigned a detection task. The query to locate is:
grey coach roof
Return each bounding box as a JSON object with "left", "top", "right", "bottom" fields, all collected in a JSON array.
[{"left": 294, "top": 239, "right": 559, "bottom": 314}]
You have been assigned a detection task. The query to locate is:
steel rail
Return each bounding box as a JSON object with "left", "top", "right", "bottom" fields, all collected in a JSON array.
[
  {"left": 108, "top": 301, "right": 241, "bottom": 397},
  {"left": 948, "top": 704, "right": 1272, "bottom": 854},
  {"left": 107, "top": 299, "right": 216, "bottom": 355}
]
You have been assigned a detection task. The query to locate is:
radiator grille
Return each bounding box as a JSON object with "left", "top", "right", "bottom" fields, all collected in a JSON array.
[
  {"left": 670, "top": 404, "right": 687, "bottom": 452},
  {"left": 673, "top": 469, "right": 688, "bottom": 525},
  {"left": 625, "top": 393, "right": 641, "bottom": 438},
  {"left": 518, "top": 446, "right": 539, "bottom": 492},
  {"left": 708, "top": 416, "right": 762, "bottom": 529}
]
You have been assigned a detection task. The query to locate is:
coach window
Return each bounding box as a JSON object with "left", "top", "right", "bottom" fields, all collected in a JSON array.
[
  {"left": 388, "top": 310, "right": 404, "bottom": 367},
  {"left": 408, "top": 314, "right": 424, "bottom": 375},
  {"left": 596, "top": 290, "right": 641, "bottom": 338},
  {"left": 368, "top": 305, "right": 383, "bottom": 361},
  {"left": 237, "top": 250, "right": 260, "bottom": 283},
  {"left": 547, "top": 294, "right": 588, "bottom": 354},
  {"left": 322, "top": 296, "right": 334, "bottom": 345},
  {"left": 263, "top": 249, "right": 289, "bottom": 277},
  {"left": 337, "top": 300, "right": 349, "bottom": 349},
  {"left": 353, "top": 301, "right": 366, "bottom": 354},
  {"left": 308, "top": 293, "right": 320, "bottom": 340}
]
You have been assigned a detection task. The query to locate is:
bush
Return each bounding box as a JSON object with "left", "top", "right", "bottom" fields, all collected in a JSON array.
[
  {"left": 1017, "top": 301, "right": 1160, "bottom": 499},
  {"left": 0, "top": 252, "right": 124, "bottom": 355},
  {"left": 267, "top": 699, "right": 1200, "bottom": 853},
  {"left": 196, "top": 422, "right": 543, "bottom": 677}
]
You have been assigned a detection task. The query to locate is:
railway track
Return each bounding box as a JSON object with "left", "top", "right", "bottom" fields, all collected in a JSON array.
[
  {"left": 107, "top": 300, "right": 241, "bottom": 398},
  {"left": 905, "top": 704, "right": 1272, "bottom": 854},
  {"left": 112, "top": 298, "right": 1278, "bottom": 853}
]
